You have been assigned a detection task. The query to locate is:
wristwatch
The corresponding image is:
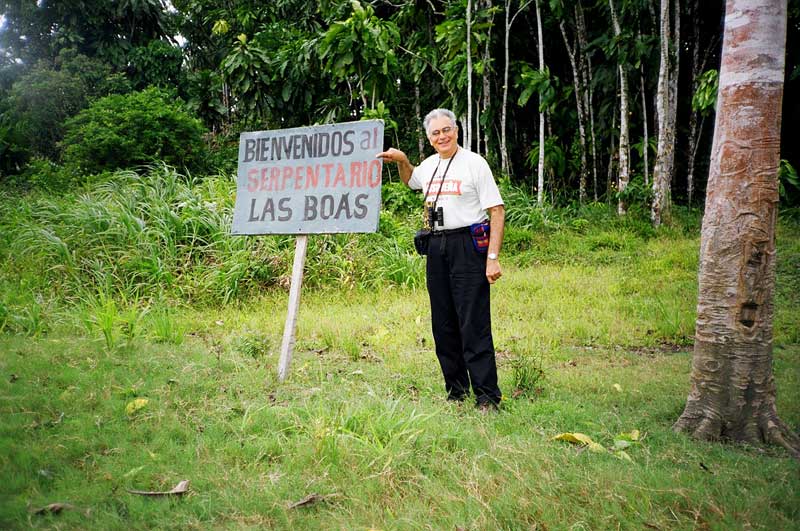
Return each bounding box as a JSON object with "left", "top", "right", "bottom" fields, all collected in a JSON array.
[{"left": 488, "top": 253, "right": 498, "bottom": 260}]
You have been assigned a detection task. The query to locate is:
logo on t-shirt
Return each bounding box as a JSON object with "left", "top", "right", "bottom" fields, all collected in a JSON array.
[{"left": 424, "top": 179, "right": 462, "bottom": 199}]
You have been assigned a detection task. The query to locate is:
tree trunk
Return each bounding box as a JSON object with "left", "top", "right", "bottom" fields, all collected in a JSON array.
[
  {"left": 652, "top": 0, "right": 671, "bottom": 226},
  {"left": 686, "top": 0, "right": 700, "bottom": 205},
  {"left": 560, "top": 18, "right": 588, "bottom": 204},
  {"left": 609, "top": 0, "right": 630, "bottom": 215},
  {"left": 415, "top": 85, "right": 424, "bottom": 161},
  {"left": 466, "top": 0, "right": 473, "bottom": 151},
  {"left": 664, "top": 0, "right": 680, "bottom": 201},
  {"left": 608, "top": 98, "right": 617, "bottom": 197},
  {"left": 673, "top": 0, "right": 799, "bottom": 457},
  {"left": 641, "top": 66, "right": 650, "bottom": 186},
  {"left": 575, "top": 1, "right": 598, "bottom": 201},
  {"left": 482, "top": 0, "right": 494, "bottom": 158},
  {"left": 535, "top": 0, "right": 545, "bottom": 206},
  {"left": 501, "top": 0, "right": 511, "bottom": 175}
]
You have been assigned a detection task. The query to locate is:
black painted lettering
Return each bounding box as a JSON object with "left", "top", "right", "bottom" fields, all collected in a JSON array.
[
  {"left": 283, "top": 136, "right": 293, "bottom": 160},
  {"left": 335, "top": 193, "right": 352, "bottom": 219},
  {"left": 278, "top": 197, "right": 292, "bottom": 221},
  {"left": 317, "top": 132, "right": 329, "bottom": 157},
  {"left": 354, "top": 194, "right": 368, "bottom": 219},
  {"left": 292, "top": 134, "right": 303, "bottom": 159},
  {"left": 342, "top": 130, "right": 354, "bottom": 155},
  {"left": 331, "top": 131, "right": 342, "bottom": 156},
  {"left": 271, "top": 137, "right": 282, "bottom": 160},
  {"left": 248, "top": 198, "right": 259, "bottom": 221},
  {"left": 244, "top": 139, "right": 257, "bottom": 162},
  {"left": 259, "top": 198, "right": 275, "bottom": 221},
  {"left": 259, "top": 138, "right": 269, "bottom": 161},
  {"left": 320, "top": 194, "right": 334, "bottom": 219},
  {"left": 304, "top": 195, "right": 318, "bottom": 220}
]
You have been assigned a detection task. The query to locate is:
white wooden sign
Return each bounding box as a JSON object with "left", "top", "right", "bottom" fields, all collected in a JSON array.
[
  {"left": 232, "top": 120, "right": 384, "bottom": 382},
  {"left": 233, "top": 120, "right": 384, "bottom": 235}
]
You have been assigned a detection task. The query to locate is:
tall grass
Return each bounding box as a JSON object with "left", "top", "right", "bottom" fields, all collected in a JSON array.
[
  {"left": 0, "top": 166, "right": 425, "bottom": 310},
  {"left": 1, "top": 165, "right": 798, "bottom": 347},
  {"left": 2, "top": 171, "right": 799, "bottom": 528}
]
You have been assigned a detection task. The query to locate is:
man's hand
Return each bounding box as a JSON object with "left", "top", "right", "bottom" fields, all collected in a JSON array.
[
  {"left": 486, "top": 204, "right": 504, "bottom": 284},
  {"left": 376, "top": 148, "right": 414, "bottom": 185},
  {"left": 486, "top": 258, "right": 502, "bottom": 284},
  {"left": 376, "top": 148, "right": 408, "bottom": 164}
]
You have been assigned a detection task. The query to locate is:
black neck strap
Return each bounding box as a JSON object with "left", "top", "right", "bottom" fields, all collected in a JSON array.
[{"left": 424, "top": 148, "right": 458, "bottom": 210}]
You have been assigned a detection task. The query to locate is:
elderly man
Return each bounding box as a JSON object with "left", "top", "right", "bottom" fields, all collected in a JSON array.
[{"left": 377, "top": 108, "right": 505, "bottom": 409}]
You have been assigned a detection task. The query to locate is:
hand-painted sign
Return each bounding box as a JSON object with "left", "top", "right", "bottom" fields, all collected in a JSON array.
[{"left": 232, "top": 120, "right": 384, "bottom": 234}]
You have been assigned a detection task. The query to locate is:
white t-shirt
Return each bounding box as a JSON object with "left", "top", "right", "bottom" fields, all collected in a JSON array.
[{"left": 408, "top": 147, "right": 503, "bottom": 230}]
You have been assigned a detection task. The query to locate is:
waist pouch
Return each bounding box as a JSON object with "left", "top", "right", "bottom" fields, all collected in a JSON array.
[
  {"left": 413, "top": 229, "right": 431, "bottom": 255},
  {"left": 469, "top": 220, "right": 490, "bottom": 253}
]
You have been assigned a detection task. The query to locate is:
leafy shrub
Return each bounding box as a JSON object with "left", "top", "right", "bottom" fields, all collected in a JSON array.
[
  {"left": 779, "top": 159, "right": 800, "bottom": 208},
  {"left": 61, "top": 88, "right": 207, "bottom": 174},
  {"left": 381, "top": 181, "right": 421, "bottom": 215},
  {"left": 2, "top": 65, "right": 88, "bottom": 161},
  {"left": 232, "top": 331, "right": 272, "bottom": 359},
  {"left": 57, "top": 49, "right": 132, "bottom": 99},
  {"left": 127, "top": 40, "right": 184, "bottom": 90},
  {"left": 15, "top": 158, "right": 82, "bottom": 191},
  {"left": 503, "top": 226, "right": 536, "bottom": 253}
]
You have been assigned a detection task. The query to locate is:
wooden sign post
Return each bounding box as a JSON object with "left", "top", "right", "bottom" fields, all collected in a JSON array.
[
  {"left": 232, "top": 120, "right": 384, "bottom": 381},
  {"left": 277, "top": 235, "right": 308, "bottom": 381}
]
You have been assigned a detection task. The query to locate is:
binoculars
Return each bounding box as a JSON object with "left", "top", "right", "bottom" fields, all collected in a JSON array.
[{"left": 427, "top": 205, "right": 444, "bottom": 228}]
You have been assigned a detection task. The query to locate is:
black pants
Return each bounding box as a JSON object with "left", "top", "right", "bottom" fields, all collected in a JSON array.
[{"left": 426, "top": 229, "right": 502, "bottom": 405}]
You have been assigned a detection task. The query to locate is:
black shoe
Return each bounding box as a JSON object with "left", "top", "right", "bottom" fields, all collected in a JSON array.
[{"left": 476, "top": 401, "right": 499, "bottom": 414}]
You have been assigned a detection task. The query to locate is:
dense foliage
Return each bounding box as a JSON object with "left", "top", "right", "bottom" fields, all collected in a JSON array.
[
  {"left": 1, "top": 0, "right": 797, "bottom": 209},
  {"left": 61, "top": 88, "right": 207, "bottom": 174}
]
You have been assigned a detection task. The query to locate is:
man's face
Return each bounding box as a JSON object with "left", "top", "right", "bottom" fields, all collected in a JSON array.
[{"left": 427, "top": 116, "right": 458, "bottom": 158}]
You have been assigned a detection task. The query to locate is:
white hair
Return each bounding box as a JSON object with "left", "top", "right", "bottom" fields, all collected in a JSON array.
[{"left": 423, "top": 108, "right": 457, "bottom": 135}]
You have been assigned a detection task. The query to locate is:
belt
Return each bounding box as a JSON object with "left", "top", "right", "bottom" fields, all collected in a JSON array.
[{"left": 431, "top": 226, "right": 471, "bottom": 236}]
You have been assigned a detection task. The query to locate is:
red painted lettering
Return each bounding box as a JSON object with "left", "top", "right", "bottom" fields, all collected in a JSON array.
[{"left": 247, "top": 168, "right": 259, "bottom": 192}]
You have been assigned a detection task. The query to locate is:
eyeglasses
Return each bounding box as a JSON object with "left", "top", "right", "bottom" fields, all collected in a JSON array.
[{"left": 429, "top": 126, "right": 455, "bottom": 138}]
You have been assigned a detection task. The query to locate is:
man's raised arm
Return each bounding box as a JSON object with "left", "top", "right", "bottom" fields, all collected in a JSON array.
[{"left": 376, "top": 148, "right": 415, "bottom": 186}]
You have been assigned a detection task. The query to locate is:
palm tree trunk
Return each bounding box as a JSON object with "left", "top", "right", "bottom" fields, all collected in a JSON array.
[{"left": 674, "top": 0, "right": 799, "bottom": 457}]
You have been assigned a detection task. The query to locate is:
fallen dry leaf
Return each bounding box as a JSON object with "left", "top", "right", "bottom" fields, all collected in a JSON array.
[
  {"left": 553, "top": 432, "right": 607, "bottom": 453},
  {"left": 33, "top": 503, "right": 76, "bottom": 515},
  {"left": 288, "top": 493, "right": 337, "bottom": 509},
  {"left": 127, "top": 480, "right": 190, "bottom": 496}
]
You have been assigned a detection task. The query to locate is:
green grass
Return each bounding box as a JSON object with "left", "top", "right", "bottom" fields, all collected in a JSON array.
[
  {"left": 1, "top": 261, "right": 798, "bottom": 528},
  {"left": 1, "top": 172, "right": 798, "bottom": 529}
]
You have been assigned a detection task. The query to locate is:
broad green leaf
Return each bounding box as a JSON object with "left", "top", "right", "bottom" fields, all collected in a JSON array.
[{"left": 615, "top": 450, "right": 633, "bottom": 462}]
